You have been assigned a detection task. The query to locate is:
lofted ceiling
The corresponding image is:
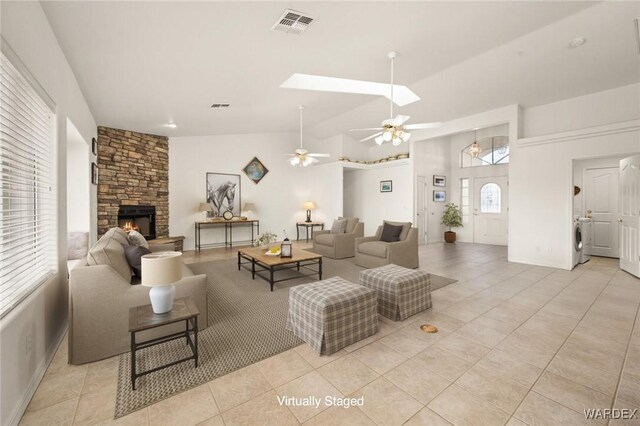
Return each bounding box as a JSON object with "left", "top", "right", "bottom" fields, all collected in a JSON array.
[{"left": 40, "top": 1, "right": 638, "bottom": 138}]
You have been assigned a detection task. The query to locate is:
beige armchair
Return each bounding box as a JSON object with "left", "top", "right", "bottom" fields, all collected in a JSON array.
[
  {"left": 313, "top": 218, "right": 364, "bottom": 259},
  {"left": 68, "top": 228, "right": 208, "bottom": 364},
  {"left": 355, "top": 221, "right": 419, "bottom": 269}
]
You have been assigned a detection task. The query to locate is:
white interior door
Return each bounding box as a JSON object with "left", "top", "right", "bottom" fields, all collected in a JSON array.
[
  {"left": 416, "top": 176, "right": 426, "bottom": 245},
  {"left": 620, "top": 155, "right": 640, "bottom": 277},
  {"left": 584, "top": 167, "right": 619, "bottom": 257},
  {"left": 473, "top": 176, "right": 508, "bottom": 245}
]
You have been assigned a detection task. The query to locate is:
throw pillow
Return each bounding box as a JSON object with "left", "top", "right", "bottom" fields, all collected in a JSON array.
[
  {"left": 380, "top": 223, "right": 403, "bottom": 242},
  {"left": 127, "top": 230, "right": 149, "bottom": 249},
  {"left": 330, "top": 219, "right": 348, "bottom": 234},
  {"left": 122, "top": 244, "right": 151, "bottom": 279}
]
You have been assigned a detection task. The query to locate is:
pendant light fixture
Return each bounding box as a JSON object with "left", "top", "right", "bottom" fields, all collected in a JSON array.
[{"left": 470, "top": 129, "right": 481, "bottom": 159}]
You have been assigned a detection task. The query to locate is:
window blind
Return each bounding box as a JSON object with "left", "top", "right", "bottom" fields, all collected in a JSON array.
[{"left": 0, "top": 51, "right": 57, "bottom": 319}]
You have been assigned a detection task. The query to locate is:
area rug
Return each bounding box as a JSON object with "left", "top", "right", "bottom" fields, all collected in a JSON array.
[{"left": 114, "top": 257, "right": 456, "bottom": 418}]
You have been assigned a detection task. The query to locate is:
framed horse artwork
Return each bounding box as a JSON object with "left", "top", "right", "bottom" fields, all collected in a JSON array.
[{"left": 206, "top": 173, "right": 241, "bottom": 218}]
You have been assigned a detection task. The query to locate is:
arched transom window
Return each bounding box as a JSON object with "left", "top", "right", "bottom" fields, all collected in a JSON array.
[{"left": 462, "top": 136, "right": 509, "bottom": 167}]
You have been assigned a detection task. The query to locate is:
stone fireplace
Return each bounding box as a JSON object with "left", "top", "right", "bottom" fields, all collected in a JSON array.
[
  {"left": 97, "top": 126, "right": 169, "bottom": 238},
  {"left": 117, "top": 205, "right": 156, "bottom": 240}
]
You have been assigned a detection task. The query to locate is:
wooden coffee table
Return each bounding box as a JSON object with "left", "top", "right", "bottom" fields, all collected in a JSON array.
[{"left": 237, "top": 246, "right": 323, "bottom": 291}]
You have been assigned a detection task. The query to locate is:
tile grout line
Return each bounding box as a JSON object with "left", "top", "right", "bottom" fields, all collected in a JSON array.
[
  {"left": 509, "top": 270, "right": 620, "bottom": 426},
  {"left": 606, "top": 291, "right": 640, "bottom": 426}
]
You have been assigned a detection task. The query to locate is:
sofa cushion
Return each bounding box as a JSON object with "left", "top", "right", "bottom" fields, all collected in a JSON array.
[
  {"left": 380, "top": 223, "right": 403, "bottom": 242},
  {"left": 67, "top": 232, "right": 89, "bottom": 260},
  {"left": 127, "top": 230, "right": 149, "bottom": 249},
  {"left": 338, "top": 216, "right": 359, "bottom": 234},
  {"left": 330, "top": 219, "right": 347, "bottom": 234},
  {"left": 315, "top": 233, "right": 335, "bottom": 246},
  {"left": 122, "top": 244, "right": 151, "bottom": 278},
  {"left": 358, "top": 241, "right": 388, "bottom": 258},
  {"left": 383, "top": 220, "right": 412, "bottom": 241},
  {"left": 86, "top": 228, "right": 133, "bottom": 282}
]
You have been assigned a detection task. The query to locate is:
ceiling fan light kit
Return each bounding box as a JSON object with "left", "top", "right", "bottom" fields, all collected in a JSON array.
[
  {"left": 286, "top": 106, "right": 329, "bottom": 167},
  {"left": 350, "top": 51, "right": 440, "bottom": 146}
]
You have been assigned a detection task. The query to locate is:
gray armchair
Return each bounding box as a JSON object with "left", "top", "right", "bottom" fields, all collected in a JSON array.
[
  {"left": 313, "top": 218, "right": 364, "bottom": 259},
  {"left": 355, "top": 221, "right": 419, "bottom": 269}
]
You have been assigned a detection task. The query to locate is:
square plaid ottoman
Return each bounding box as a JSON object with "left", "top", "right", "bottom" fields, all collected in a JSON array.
[
  {"left": 286, "top": 277, "right": 378, "bottom": 355},
  {"left": 360, "top": 264, "right": 431, "bottom": 321}
]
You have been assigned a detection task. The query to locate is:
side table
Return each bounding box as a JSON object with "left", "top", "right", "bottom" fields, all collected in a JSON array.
[
  {"left": 129, "top": 297, "right": 199, "bottom": 390},
  {"left": 296, "top": 222, "right": 325, "bottom": 243}
]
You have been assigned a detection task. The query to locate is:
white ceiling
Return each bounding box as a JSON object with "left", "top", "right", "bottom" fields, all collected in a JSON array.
[{"left": 40, "top": 1, "right": 638, "bottom": 138}]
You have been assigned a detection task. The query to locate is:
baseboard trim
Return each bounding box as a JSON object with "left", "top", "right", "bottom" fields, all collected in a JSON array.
[{"left": 6, "top": 322, "right": 68, "bottom": 426}]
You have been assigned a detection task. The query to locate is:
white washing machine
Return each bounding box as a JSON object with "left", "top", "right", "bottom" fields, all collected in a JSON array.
[
  {"left": 573, "top": 216, "right": 583, "bottom": 268},
  {"left": 579, "top": 217, "right": 592, "bottom": 264}
]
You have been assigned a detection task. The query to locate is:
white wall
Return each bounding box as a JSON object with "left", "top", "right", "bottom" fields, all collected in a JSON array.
[
  {"left": 0, "top": 2, "right": 97, "bottom": 425},
  {"left": 511, "top": 85, "right": 640, "bottom": 270},
  {"left": 412, "top": 137, "right": 450, "bottom": 243},
  {"left": 66, "top": 119, "right": 91, "bottom": 233},
  {"left": 343, "top": 162, "right": 413, "bottom": 235},
  {"left": 169, "top": 132, "right": 343, "bottom": 250}
]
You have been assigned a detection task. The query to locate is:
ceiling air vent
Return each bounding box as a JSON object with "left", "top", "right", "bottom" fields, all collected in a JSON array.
[
  {"left": 272, "top": 9, "right": 315, "bottom": 35},
  {"left": 210, "top": 104, "right": 230, "bottom": 109}
]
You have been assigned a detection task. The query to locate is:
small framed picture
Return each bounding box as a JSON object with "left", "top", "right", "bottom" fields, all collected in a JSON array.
[
  {"left": 433, "top": 190, "right": 446, "bottom": 202},
  {"left": 91, "top": 162, "right": 98, "bottom": 185},
  {"left": 380, "top": 180, "right": 393, "bottom": 192},
  {"left": 433, "top": 175, "right": 446, "bottom": 187},
  {"left": 91, "top": 137, "right": 97, "bottom": 156}
]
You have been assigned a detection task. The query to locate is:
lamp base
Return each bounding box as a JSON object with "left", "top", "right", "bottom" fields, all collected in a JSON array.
[
  {"left": 305, "top": 209, "right": 311, "bottom": 223},
  {"left": 149, "top": 284, "right": 176, "bottom": 314}
]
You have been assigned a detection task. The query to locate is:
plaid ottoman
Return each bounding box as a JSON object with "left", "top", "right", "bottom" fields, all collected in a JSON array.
[
  {"left": 286, "top": 277, "right": 378, "bottom": 355},
  {"left": 360, "top": 264, "right": 431, "bottom": 321}
]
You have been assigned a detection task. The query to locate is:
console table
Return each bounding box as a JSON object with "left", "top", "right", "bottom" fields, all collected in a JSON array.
[
  {"left": 296, "top": 222, "right": 325, "bottom": 243},
  {"left": 195, "top": 219, "right": 259, "bottom": 252}
]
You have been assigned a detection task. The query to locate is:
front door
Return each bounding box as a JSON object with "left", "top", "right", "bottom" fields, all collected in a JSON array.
[
  {"left": 620, "top": 155, "right": 640, "bottom": 278},
  {"left": 584, "top": 167, "right": 619, "bottom": 257},
  {"left": 473, "top": 176, "right": 508, "bottom": 245}
]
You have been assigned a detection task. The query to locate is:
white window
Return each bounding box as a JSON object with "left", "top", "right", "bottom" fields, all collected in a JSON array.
[
  {"left": 460, "top": 178, "right": 470, "bottom": 224},
  {"left": 480, "top": 183, "right": 501, "bottom": 213},
  {"left": 1, "top": 51, "right": 57, "bottom": 318},
  {"left": 461, "top": 136, "right": 509, "bottom": 168}
]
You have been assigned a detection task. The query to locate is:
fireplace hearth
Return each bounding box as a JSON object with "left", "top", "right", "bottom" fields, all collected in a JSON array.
[{"left": 118, "top": 205, "right": 156, "bottom": 240}]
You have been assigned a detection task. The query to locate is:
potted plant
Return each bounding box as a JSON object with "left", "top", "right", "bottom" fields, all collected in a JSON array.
[{"left": 441, "top": 202, "right": 463, "bottom": 243}]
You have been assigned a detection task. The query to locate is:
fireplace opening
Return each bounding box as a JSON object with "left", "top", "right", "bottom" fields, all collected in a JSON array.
[{"left": 117, "top": 205, "right": 156, "bottom": 240}]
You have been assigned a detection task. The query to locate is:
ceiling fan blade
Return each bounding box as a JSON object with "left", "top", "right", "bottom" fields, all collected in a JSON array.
[
  {"left": 374, "top": 135, "right": 384, "bottom": 145},
  {"left": 403, "top": 122, "right": 442, "bottom": 130},
  {"left": 308, "top": 153, "right": 330, "bottom": 157},
  {"left": 349, "top": 127, "right": 384, "bottom": 132},
  {"left": 360, "top": 132, "right": 383, "bottom": 142},
  {"left": 392, "top": 115, "right": 410, "bottom": 126}
]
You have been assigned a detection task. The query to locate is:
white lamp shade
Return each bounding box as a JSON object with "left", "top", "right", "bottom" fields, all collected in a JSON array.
[
  {"left": 303, "top": 201, "right": 316, "bottom": 210},
  {"left": 199, "top": 202, "right": 212, "bottom": 212},
  {"left": 243, "top": 202, "right": 256, "bottom": 212},
  {"left": 142, "top": 252, "right": 183, "bottom": 287}
]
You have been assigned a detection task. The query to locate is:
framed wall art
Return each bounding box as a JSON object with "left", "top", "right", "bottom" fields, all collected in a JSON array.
[
  {"left": 206, "top": 173, "right": 241, "bottom": 217},
  {"left": 242, "top": 157, "right": 269, "bottom": 184},
  {"left": 92, "top": 137, "right": 97, "bottom": 156},
  {"left": 433, "top": 190, "right": 446, "bottom": 202},
  {"left": 433, "top": 175, "right": 446, "bottom": 187},
  {"left": 380, "top": 180, "right": 393, "bottom": 193}
]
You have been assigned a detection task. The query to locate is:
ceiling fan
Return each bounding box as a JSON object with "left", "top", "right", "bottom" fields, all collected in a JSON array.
[
  {"left": 351, "top": 51, "right": 440, "bottom": 146},
  {"left": 286, "top": 106, "right": 329, "bottom": 167}
]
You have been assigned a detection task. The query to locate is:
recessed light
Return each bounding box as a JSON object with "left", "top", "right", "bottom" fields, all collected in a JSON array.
[
  {"left": 569, "top": 37, "right": 586, "bottom": 49},
  {"left": 164, "top": 123, "right": 177, "bottom": 128}
]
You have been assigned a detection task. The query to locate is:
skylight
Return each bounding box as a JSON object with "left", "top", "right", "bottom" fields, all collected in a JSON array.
[{"left": 280, "top": 74, "right": 420, "bottom": 107}]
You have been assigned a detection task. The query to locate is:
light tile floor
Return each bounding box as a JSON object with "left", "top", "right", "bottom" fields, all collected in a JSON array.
[{"left": 20, "top": 243, "right": 640, "bottom": 426}]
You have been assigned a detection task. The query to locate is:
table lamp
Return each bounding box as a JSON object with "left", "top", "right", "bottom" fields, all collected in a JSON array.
[
  {"left": 243, "top": 202, "right": 256, "bottom": 217},
  {"left": 142, "top": 252, "right": 183, "bottom": 314},
  {"left": 303, "top": 201, "right": 316, "bottom": 223},
  {"left": 199, "top": 202, "right": 212, "bottom": 220}
]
